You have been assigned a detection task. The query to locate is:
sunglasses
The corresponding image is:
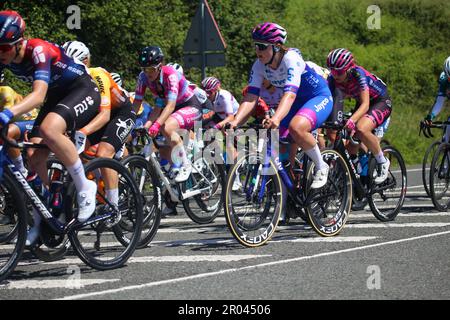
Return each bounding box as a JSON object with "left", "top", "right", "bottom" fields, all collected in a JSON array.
[
  {"left": 255, "top": 42, "right": 270, "bottom": 51},
  {"left": 141, "top": 64, "right": 161, "bottom": 73},
  {"left": 0, "top": 44, "right": 14, "bottom": 54}
]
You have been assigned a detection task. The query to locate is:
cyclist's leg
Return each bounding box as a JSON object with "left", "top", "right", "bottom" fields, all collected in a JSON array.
[
  {"left": 96, "top": 108, "right": 136, "bottom": 207},
  {"left": 37, "top": 76, "right": 100, "bottom": 221},
  {"left": 287, "top": 95, "right": 333, "bottom": 189},
  {"left": 355, "top": 97, "right": 392, "bottom": 183},
  {"left": 166, "top": 106, "right": 202, "bottom": 182}
]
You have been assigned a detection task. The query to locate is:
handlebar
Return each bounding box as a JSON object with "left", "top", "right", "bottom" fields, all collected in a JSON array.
[{"left": 419, "top": 120, "right": 450, "bottom": 138}]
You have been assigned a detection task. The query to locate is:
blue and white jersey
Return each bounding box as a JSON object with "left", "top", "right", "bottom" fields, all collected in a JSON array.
[{"left": 247, "top": 48, "right": 330, "bottom": 104}]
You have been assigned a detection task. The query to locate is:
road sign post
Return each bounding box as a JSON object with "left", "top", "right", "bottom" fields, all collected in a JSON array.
[{"left": 183, "top": 0, "right": 227, "bottom": 80}]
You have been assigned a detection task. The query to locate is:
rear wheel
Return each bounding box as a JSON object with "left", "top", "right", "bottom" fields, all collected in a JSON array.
[{"left": 306, "top": 149, "right": 352, "bottom": 236}]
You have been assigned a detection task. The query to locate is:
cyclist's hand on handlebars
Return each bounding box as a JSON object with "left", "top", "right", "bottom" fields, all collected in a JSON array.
[
  {"left": 424, "top": 113, "right": 435, "bottom": 126},
  {"left": 148, "top": 121, "right": 161, "bottom": 138},
  {"left": 262, "top": 116, "right": 280, "bottom": 129}
]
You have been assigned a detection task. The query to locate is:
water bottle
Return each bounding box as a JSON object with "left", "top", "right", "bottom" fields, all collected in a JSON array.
[
  {"left": 49, "top": 169, "right": 64, "bottom": 210},
  {"left": 359, "top": 154, "right": 369, "bottom": 177},
  {"left": 359, "top": 153, "right": 369, "bottom": 187}
]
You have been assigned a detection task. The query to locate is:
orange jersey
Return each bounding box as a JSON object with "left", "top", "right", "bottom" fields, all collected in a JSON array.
[{"left": 89, "top": 67, "right": 127, "bottom": 111}]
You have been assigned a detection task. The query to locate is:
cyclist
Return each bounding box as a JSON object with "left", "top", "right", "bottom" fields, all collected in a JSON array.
[
  {"left": 228, "top": 22, "right": 334, "bottom": 189},
  {"left": 133, "top": 46, "right": 202, "bottom": 183},
  {"left": 0, "top": 11, "right": 101, "bottom": 245},
  {"left": 0, "top": 72, "right": 38, "bottom": 177},
  {"left": 327, "top": 48, "right": 391, "bottom": 184},
  {"left": 424, "top": 56, "right": 450, "bottom": 141},
  {"left": 166, "top": 62, "right": 213, "bottom": 117}
]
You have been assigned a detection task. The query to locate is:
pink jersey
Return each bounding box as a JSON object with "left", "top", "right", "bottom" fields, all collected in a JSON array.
[{"left": 134, "top": 65, "right": 194, "bottom": 107}]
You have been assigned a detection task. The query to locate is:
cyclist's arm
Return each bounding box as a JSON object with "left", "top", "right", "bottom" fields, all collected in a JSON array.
[
  {"left": 216, "top": 114, "right": 235, "bottom": 129},
  {"left": 350, "top": 89, "right": 370, "bottom": 122},
  {"left": 234, "top": 93, "right": 258, "bottom": 126},
  {"left": 7, "top": 80, "right": 47, "bottom": 116},
  {"left": 430, "top": 96, "right": 446, "bottom": 117},
  {"left": 155, "top": 100, "right": 176, "bottom": 125},
  {"left": 271, "top": 92, "right": 297, "bottom": 123},
  {"left": 145, "top": 106, "right": 162, "bottom": 128},
  {"left": 79, "top": 109, "right": 111, "bottom": 136}
]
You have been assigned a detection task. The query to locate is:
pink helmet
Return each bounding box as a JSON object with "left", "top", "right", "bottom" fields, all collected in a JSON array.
[
  {"left": 201, "top": 76, "right": 221, "bottom": 92},
  {"left": 327, "top": 48, "right": 355, "bottom": 71},
  {"left": 252, "top": 22, "right": 287, "bottom": 45}
]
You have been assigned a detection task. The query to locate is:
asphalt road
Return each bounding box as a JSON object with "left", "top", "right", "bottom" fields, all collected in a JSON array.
[{"left": 1, "top": 165, "right": 449, "bottom": 301}]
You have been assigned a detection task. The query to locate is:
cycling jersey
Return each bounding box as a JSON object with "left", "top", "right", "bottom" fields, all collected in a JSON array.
[
  {"left": 0, "top": 85, "right": 38, "bottom": 121},
  {"left": 134, "top": 65, "right": 194, "bottom": 107},
  {"left": 437, "top": 72, "right": 450, "bottom": 98},
  {"left": 328, "top": 66, "right": 388, "bottom": 102},
  {"left": 0, "top": 39, "right": 88, "bottom": 90},
  {"left": 305, "top": 61, "right": 330, "bottom": 81},
  {"left": 207, "top": 89, "right": 239, "bottom": 119},
  {"left": 247, "top": 48, "right": 331, "bottom": 103},
  {"left": 259, "top": 85, "right": 283, "bottom": 109},
  {"left": 89, "top": 67, "right": 128, "bottom": 111}
]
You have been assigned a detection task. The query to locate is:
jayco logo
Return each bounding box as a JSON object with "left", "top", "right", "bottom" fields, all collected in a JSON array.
[{"left": 314, "top": 97, "right": 329, "bottom": 112}]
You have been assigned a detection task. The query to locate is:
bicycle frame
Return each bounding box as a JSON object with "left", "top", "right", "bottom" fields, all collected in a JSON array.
[
  {"left": 0, "top": 128, "right": 117, "bottom": 235},
  {"left": 131, "top": 129, "right": 218, "bottom": 202}
]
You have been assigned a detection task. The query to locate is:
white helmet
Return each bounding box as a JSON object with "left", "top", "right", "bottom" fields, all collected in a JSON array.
[
  {"left": 167, "top": 62, "right": 184, "bottom": 75},
  {"left": 110, "top": 72, "right": 123, "bottom": 87},
  {"left": 444, "top": 56, "right": 450, "bottom": 78},
  {"left": 62, "top": 40, "right": 90, "bottom": 62}
]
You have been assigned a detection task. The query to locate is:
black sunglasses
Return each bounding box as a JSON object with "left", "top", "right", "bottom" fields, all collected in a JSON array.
[{"left": 255, "top": 42, "right": 270, "bottom": 51}]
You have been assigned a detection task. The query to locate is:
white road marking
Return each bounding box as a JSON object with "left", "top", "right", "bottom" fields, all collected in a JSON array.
[
  {"left": 57, "top": 230, "right": 450, "bottom": 300},
  {"left": 0, "top": 279, "right": 120, "bottom": 290},
  {"left": 346, "top": 222, "right": 450, "bottom": 228},
  {"left": 18, "top": 255, "right": 272, "bottom": 266}
]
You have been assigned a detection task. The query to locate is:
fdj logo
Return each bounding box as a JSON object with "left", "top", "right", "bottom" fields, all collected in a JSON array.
[{"left": 74, "top": 96, "right": 94, "bottom": 116}]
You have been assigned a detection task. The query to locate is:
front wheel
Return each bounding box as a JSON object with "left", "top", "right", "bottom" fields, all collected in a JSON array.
[
  {"left": 422, "top": 140, "right": 441, "bottom": 197},
  {"left": 429, "top": 143, "right": 450, "bottom": 211},
  {"left": 367, "top": 146, "right": 407, "bottom": 221},
  {"left": 306, "top": 149, "right": 352, "bottom": 236},
  {"left": 67, "top": 157, "right": 143, "bottom": 270},
  {"left": 224, "top": 152, "right": 282, "bottom": 247}
]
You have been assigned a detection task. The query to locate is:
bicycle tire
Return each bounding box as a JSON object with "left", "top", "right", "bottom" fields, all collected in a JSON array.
[
  {"left": 180, "top": 158, "right": 225, "bottom": 224},
  {"left": 121, "top": 154, "right": 162, "bottom": 248},
  {"left": 422, "top": 140, "right": 440, "bottom": 197},
  {"left": 67, "top": 157, "right": 143, "bottom": 270},
  {"left": 367, "top": 146, "right": 407, "bottom": 221},
  {"left": 224, "top": 152, "right": 282, "bottom": 247},
  {"left": 305, "top": 149, "right": 352, "bottom": 236},
  {"left": 0, "top": 172, "right": 27, "bottom": 283},
  {"left": 429, "top": 143, "right": 450, "bottom": 211}
]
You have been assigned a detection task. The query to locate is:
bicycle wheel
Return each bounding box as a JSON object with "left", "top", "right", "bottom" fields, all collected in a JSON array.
[
  {"left": 368, "top": 146, "right": 407, "bottom": 221},
  {"left": 306, "top": 149, "right": 352, "bottom": 236},
  {"left": 422, "top": 140, "right": 440, "bottom": 197},
  {"left": 67, "top": 157, "right": 143, "bottom": 270},
  {"left": 0, "top": 172, "right": 27, "bottom": 283},
  {"left": 224, "top": 152, "right": 282, "bottom": 247},
  {"left": 180, "top": 157, "right": 225, "bottom": 224},
  {"left": 121, "top": 154, "right": 162, "bottom": 248},
  {"left": 429, "top": 143, "right": 450, "bottom": 211},
  {"left": 30, "top": 158, "right": 70, "bottom": 262}
]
